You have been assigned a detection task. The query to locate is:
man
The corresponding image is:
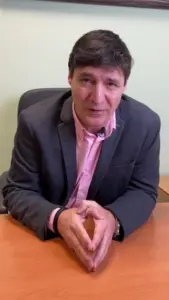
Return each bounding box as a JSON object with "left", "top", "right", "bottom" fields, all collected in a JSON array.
[{"left": 3, "top": 30, "right": 160, "bottom": 272}]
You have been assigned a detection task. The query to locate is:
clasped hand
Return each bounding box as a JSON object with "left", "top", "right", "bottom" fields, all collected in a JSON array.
[{"left": 57, "top": 200, "right": 116, "bottom": 272}]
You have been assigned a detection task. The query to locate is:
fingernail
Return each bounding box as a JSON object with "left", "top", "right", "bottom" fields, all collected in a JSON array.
[
  {"left": 88, "top": 245, "right": 94, "bottom": 252},
  {"left": 88, "top": 265, "right": 94, "bottom": 272},
  {"left": 90, "top": 244, "right": 96, "bottom": 252},
  {"left": 90, "top": 265, "right": 96, "bottom": 272},
  {"left": 87, "top": 261, "right": 93, "bottom": 271}
]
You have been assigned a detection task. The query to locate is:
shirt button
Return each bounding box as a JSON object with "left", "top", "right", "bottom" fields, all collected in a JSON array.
[{"left": 83, "top": 172, "right": 88, "bottom": 177}]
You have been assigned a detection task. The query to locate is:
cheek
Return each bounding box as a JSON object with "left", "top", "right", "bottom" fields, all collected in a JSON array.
[
  {"left": 73, "top": 86, "right": 89, "bottom": 103},
  {"left": 114, "top": 96, "right": 121, "bottom": 109},
  {"left": 107, "top": 89, "right": 124, "bottom": 110}
]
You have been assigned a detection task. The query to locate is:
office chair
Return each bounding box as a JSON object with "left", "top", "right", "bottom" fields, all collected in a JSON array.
[{"left": 0, "top": 88, "right": 69, "bottom": 214}]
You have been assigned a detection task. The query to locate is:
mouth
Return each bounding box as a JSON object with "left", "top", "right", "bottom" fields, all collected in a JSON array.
[
  {"left": 89, "top": 109, "right": 104, "bottom": 112},
  {"left": 87, "top": 108, "right": 105, "bottom": 116}
]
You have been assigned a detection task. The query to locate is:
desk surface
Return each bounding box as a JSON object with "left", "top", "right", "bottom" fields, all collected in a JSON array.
[
  {"left": 159, "top": 176, "right": 169, "bottom": 195},
  {"left": 1, "top": 204, "right": 169, "bottom": 300}
]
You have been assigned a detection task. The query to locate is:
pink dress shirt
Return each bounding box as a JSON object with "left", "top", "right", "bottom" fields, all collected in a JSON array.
[{"left": 48, "top": 103, "right": 116, "bottom": 232}]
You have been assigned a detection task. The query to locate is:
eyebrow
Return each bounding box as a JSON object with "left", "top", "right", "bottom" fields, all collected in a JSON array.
[
  {"left": 78, "top": 72, "right": 121, "bottom": 85},
  {"left": 78, "top": 72, "right": 94, "bottom": 78},
  {"left": 105, "top": 78, "right": 121, "bottom": 84}
]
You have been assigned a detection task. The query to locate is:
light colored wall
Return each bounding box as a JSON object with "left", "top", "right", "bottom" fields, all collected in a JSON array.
[{"left": 0, "top": 0, "right": 169, "bottom": 174}]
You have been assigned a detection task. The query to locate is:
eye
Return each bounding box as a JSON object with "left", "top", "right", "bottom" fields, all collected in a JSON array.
[
  {"left": 81, "top": 78, "right": 93, "bottom": 85},
  {"left": 106, "top": 81, "right": 118, "bottom": 88},
  {"left": 82, "top": 78, "right": 90, "bottom": 83}
]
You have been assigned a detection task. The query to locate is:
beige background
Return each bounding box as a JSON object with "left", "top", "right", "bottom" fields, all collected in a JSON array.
[{"left": 0, "top": 0, "right": 169, "bottom": 174}]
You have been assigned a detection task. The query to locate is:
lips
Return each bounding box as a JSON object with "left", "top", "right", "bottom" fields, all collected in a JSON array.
[
  {"left": 89, "top": 109, "right": 104, "bottom": 112},
  {"left": 87, "top": 109, "right": 104, "bottom": 116}
]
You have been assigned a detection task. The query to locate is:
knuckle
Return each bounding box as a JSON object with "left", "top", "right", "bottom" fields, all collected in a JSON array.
[
  {"left": 69, "top": 222, "right": 76, "bottom": 231},
  {"left": 92, "top": 201, "right": 98, "bottom": 207}
]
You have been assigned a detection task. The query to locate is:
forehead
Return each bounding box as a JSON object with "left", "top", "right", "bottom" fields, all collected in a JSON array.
[{"left": 73, "top": 66, "right": 124, "bottom": 80}]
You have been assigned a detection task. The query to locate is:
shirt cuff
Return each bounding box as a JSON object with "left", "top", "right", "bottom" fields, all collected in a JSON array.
[
  {"left": 104, "top": 206, "right": 124, "bottom": 241},
  {"left": 48, "top": 208, "right": 60, "bottom": 233}
]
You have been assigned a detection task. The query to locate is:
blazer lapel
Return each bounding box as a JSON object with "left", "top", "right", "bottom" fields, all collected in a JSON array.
[
  {"left": 58, "top": 97, "right": 77, "bottom": 202},
  {"left": 88, "top": 110, "right": 125, "bottom": 200}
]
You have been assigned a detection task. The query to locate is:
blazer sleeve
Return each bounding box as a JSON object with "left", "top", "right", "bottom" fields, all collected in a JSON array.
[
  {"left": 2, "top": 112, "right": 63, "bottom": 241},
  {"left": 104, "top": 113, "right": 161, "bottom": 241}
]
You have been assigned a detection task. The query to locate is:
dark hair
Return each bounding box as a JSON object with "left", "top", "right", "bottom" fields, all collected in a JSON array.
[{"left": 68, "top": 29, "right": 133, "bottom": 84}]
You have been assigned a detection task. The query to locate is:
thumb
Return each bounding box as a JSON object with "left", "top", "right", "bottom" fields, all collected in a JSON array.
[
  {"left": 76, "top": 201, "right": 89, "bottom": 215},
  {"left": 84, "top": 207, "right": 104, "bottom": 220}
]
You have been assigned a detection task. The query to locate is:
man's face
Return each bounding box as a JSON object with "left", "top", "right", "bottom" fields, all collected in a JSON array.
[{"left": 68, "top": 66, "right": 126, "bottom": 133}]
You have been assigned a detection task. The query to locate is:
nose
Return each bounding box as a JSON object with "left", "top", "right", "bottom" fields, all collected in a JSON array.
[{"left": 91, "top": 84, "right": 105, "bottom": 104}]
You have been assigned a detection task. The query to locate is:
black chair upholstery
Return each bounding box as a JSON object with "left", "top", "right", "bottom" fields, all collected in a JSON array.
[
  {"left": 0, "top": 88, "right": 69, "bottom": 214},
  {"left": 17, "top": 88, "right": 69, "bottom": 119},
  {"left": 0, "top": 172, "right": 8, "bottom": 214}
]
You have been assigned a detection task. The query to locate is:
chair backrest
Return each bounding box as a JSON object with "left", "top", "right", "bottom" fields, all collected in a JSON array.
[
  {"left": 1, "top": 88, "right": 71, "bottom": 213},
  {"left": 17, "top": 88, "right": 70, "bottom": 120}
]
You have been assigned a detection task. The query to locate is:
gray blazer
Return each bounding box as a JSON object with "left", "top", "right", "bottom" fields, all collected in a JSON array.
[{"left": 3, "top": 91, "right": 160, "bottom": 241}]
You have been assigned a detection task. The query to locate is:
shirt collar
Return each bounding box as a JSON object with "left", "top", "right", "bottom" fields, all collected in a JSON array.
[{"left": 72, "top": 102, "right": 116, "bottom": 141}]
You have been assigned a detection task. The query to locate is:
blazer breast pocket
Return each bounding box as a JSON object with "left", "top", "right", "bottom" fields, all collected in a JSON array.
[
  {"left": 97, "top": 161, "right": 135, "bottom": 206},
  {"left": 111, "top": 159, "right": 135, "bottom": 169},
  {"left": 106, "top": 161, "right": 135, "bottom": 195}
]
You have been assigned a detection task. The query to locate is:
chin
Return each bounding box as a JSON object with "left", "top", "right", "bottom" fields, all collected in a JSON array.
[
  {"left": 86, "top": 122, "right": 104, "bottom": 132},
  {"left": 82, "top": 115, "right": 105, "bottom": 130}
]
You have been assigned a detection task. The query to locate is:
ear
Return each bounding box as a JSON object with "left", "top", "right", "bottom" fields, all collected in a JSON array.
[
  {"left": 68, "top": 73, "right": 72, "bottom": 86},
  {"left": 122, "top": 80, "right": 128, "bottom": 93}
]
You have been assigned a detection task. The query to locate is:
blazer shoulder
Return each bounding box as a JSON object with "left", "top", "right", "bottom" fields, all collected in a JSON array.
[{"left": 120, "top": 94, "right": 161, "bottom": 128}]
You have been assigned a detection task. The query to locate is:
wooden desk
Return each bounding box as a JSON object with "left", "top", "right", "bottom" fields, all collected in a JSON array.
[
  {"left": 1, "top": 204, "right": 169, "bottom": 300},
  {"left": 159, "top": 176, "right": 169, "bottom": 195}
]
